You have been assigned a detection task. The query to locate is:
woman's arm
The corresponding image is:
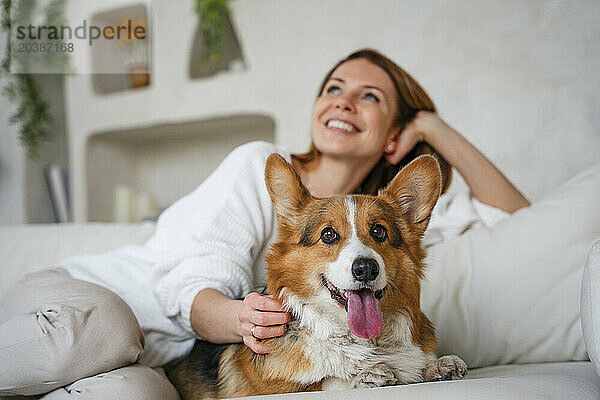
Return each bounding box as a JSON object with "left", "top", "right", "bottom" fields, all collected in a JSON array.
[
  {"left": 190, "top": 289, "right": 242, "bottom": 344},
  {"left": 150, "top": 142, "right": 292, "bottom": 355},
  {"left": 387, "top": 111, "right": 530, "bottom": 213},
  {"left": 191, "top": 289, "right": 290, "bottom": 354}
]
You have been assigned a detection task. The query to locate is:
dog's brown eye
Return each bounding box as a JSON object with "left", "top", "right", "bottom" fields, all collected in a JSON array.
[
  {"left": 370, "top": 224, "right": 387, "bottom": 243},
  {"left": 320, "top": 227, "right": 339, "bottom": 245}
]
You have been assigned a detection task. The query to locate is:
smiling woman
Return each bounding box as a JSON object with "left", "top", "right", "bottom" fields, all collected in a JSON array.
[{"left": 188, "top": 48, "right": 530, "bottom": 356}]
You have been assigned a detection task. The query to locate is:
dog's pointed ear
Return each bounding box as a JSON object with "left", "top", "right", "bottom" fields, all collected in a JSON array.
[
  {"left": 265, "top": 154, "right": 312, "bottom": 221},
  {"left": 382, "top": 155, "right": 442, "bottom": 234}
]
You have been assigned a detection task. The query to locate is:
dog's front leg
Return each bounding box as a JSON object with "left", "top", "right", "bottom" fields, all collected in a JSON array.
[
  {"left": 320, "top": 363, "right": 397, "bottom": 391},
  {"left": 423, "top": 355, "right": 468, "bottom": 381},
  {"left": 349, "top": 363, "right": 398, "bottom": 388}
]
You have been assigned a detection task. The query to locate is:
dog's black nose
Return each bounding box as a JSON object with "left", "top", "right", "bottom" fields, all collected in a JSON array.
[{"left": 352, "top": 257, "right": 379, "bottom": 282}]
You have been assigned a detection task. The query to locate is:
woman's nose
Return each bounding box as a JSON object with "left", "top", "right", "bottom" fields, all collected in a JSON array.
[{"left": 334, "top": 95, "right": 355, "bottom": 112}]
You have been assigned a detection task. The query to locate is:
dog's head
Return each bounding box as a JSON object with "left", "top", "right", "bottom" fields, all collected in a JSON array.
[{"left": 264, "top": 154, "right": 441, "bottom": 339}]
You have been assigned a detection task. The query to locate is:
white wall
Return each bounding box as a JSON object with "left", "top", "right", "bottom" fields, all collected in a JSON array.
[{"left": 0, "top": 99, "right": 25, "bottom": 225}]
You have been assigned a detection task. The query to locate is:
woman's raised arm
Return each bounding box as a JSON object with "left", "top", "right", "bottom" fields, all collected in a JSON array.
[{"left": 387, "top": 111, "right": 530, "bottom": 213}]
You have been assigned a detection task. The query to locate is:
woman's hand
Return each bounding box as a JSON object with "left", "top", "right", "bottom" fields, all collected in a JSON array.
[
  {"left": 191, "top": 289, "right": 289, "bottom": 353},
  {"left": 238, "top": 292, "right": 291, "bottom": 354},
  {"left": 385, "top": 110, "right": 444, "bottom": 165}
]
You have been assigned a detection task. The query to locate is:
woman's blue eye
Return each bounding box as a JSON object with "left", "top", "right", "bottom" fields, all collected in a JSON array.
[
  {"left": 364, "top": 92, "right": 379, "bottom": 102},
  {"left": 326, "top": 85, "right": 341, "bottom": 94}
]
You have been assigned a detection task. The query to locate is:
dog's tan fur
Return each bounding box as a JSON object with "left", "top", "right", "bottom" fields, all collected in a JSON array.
[{"left": 167, "top": 154, "right": 466, "bottom": 399}]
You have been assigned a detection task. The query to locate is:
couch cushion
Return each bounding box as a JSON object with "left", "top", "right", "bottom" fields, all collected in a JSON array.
[
  {"left": 220, "top": 362, "right": 598, "bottom": 400},
  {"left": 421, "top": 163, "right": 600, "bottom": 368}
]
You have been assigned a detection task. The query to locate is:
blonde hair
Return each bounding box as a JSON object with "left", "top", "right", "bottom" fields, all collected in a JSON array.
[{"left": 295, "top": 48, "right": 451, "bottom": 194}]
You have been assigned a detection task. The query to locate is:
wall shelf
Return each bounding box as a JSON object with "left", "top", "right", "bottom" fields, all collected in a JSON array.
[{"left": 85, "top": 114, "right": 275, "bottom": 222}]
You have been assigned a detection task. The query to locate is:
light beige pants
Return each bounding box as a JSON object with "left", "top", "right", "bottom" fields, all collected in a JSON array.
[{"left": 0, "top": 269, "right": 179, "bottom": 399}]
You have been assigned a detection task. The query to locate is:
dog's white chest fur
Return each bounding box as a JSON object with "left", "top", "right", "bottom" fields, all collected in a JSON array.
[{"left": 284, "top": 292, "right": 435, "bottom": 389}]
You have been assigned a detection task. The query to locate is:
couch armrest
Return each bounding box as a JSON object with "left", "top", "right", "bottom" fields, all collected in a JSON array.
[{"left": 582, "top": 240, "right": 600, "bottom": 378}]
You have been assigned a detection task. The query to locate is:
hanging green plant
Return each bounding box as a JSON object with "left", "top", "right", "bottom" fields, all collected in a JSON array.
[
  {"left": 194, "top": 0, "right": 230, "bottom": 64},
  {"left": 0, "top": 0, "right": 68, "bottom": 160},
  {"left": 2, "top": 74, "right": 52, "bottom": 159}
]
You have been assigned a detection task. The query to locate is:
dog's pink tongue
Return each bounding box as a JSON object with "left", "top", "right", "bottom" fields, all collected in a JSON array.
[{"left": 347, "top": 290, "right": 383, "bottom": 339}]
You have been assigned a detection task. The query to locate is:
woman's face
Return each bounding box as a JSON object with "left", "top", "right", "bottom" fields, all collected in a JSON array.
[{"left": 311, "top": 58, "right": 399, "bottom": 163}]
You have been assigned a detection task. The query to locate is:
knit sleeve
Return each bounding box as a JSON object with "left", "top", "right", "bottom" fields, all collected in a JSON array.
[{"left": 148, "top": 141, "right": 282, "bottom": 335}]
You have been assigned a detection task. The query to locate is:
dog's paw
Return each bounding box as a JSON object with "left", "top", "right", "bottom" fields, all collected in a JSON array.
[
  {"left": 351, "top": 363, "right": 398, "bottom": 388},
  {"left": 423, "top": 355, "right": 467, "bottom": 382}
]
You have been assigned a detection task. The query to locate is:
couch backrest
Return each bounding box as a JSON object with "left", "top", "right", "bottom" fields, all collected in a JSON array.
[{"left": 0, "top": 223, "right": 155, "bottom": 296}]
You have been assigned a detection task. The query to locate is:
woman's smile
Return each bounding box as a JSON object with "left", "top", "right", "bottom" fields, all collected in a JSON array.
[{"left": 325, "top": 118, "right": 361, "bottom": 134}]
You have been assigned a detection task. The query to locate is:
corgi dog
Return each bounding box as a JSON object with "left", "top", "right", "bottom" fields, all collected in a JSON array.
[{"left": 167, "top": 154, "right": 467, "bottom": 399}]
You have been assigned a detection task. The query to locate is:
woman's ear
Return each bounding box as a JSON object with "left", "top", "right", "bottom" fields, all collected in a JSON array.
[{"left": 384, "top": 126, "right": 407, "bottom": 165}]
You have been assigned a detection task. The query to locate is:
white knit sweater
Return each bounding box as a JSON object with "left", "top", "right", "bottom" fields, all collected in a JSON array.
[{"left": 59, "top": 141, "right": 507, "bottom": 367}]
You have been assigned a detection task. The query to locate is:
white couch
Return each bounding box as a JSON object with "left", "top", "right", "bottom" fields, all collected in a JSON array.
[{"left": 1, "top": 163, "right": 600, "bottom": 399}]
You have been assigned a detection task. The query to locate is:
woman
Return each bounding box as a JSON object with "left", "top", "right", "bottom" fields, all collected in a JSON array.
[
  {"left": 0, "top": 49, "right": 528, "bottom": 398},
  {"left": 190, "top": 50, "right": 528, "bottom": 355}
]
